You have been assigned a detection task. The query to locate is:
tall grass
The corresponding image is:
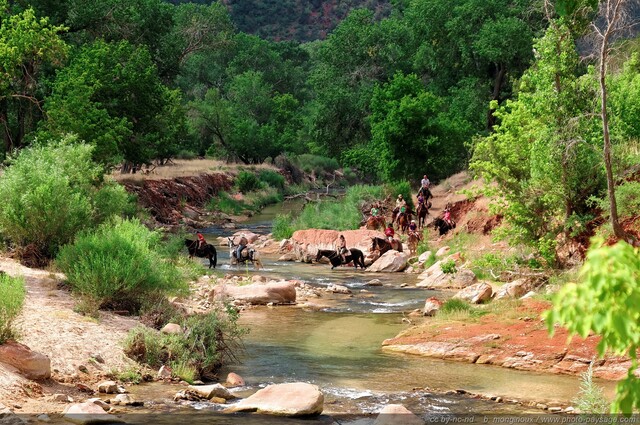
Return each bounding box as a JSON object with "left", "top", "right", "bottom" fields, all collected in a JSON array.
[
  {"left": 573, "top": 363, "right": 610, "bottom": 413},
  {"left": 0, "top": 274, "right": 25, "bottom": 343}
]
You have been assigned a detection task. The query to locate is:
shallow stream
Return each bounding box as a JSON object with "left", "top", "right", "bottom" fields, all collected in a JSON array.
[{"left": 130, "top": 201, "right": 617, "bottom": 422}]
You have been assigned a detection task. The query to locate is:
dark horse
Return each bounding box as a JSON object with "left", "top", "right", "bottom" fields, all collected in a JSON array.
[
  {"left": 397, "top": 211, "right": 413, "bottom": 234},
  {"left": 370, "top": 237, "right": 403, "bottom": 255},
  {"left": 185, "top": 239, "right": 217, "bottom": 268},
  {"left": 315, "top": 249, "right": 366, "bottom": 270},
  {"left": 416, "top": 201, "right": 432, "bottom": 229},
  {"left": 433, "top": 218, "right": 456, "bottom": 236}
]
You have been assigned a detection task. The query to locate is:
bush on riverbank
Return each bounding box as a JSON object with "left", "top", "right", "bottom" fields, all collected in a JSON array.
[
  {"left": 124, "top": 306, "right": 247, "bottom": 382},
  {"left": 0, "top": 274, "right": 25, "bottom": 343},
  {"left": 56, "top": 218, "right": 188, "bottom": 316},
  {"left": 0, "top": 137, "right": 133, "bottom": 262}
]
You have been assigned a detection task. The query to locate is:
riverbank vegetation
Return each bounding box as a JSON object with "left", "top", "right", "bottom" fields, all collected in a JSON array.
[{"left": 0, "top": 274, "right": 25, "bottom": 343}]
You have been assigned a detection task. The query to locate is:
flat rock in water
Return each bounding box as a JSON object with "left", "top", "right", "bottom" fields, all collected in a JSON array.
[
  {"left": 373, "top": 404, "right": 424, "bottom": 425},
  {"left": 186, "top": 384, "right": 235, "bottom": 400},
  {"left": 211, "top": 281, "right": 296, "bottom": 305},
  {"left": 63, "top": 402, "right": 124, "bottom": 424},
  {"left": 224, "top": 382, "right": 323, "bottom": 416}
]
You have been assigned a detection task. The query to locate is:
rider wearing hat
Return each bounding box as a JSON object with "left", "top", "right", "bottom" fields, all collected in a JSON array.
[
  {"left": 394, "top": 194, "right": 407, "bottom": 223},
  {"left": 409, "top": 219, "right": 418, "bottom": 234}
]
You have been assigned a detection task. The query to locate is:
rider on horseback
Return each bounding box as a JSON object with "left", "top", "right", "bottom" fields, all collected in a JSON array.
[
  {"left": 393, "top": 195, "right": 406, "bottom": 223},
  {"left": 337, "top": 234, "right": 350, "bottom": 264},
  {"left": 443, "top": 204, "right": 453, "bottom": 226},
  {"left": 409, "top": 219, "right": 418, "bottom": 235},
  {"left": 236, "top": 233, "right": 248, "bottom": 260},
  {"left": 384, "top": 223, "right": 395, "bottom": 242},
  {"left": 370, "top": 202, "right": 380, "bottom": 217},
  {"left": 197, "top": 232, "right": 207, "bottom": 250}
]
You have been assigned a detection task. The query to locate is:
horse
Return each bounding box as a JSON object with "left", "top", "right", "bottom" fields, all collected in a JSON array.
[
  {"left": 185, "top": 239, "right": 217, "bottom": 269},
  {"left": 370, "top": 237, "right": 403, "bottom": 255},
  {"left": 407, "top": 231, "right": 421, "bottom": 255},
  {"left": 418, "top": 186, "right": 433, "bottom": 201},
  {"left": 434, "top": 217, "right": 456, "bottom": 236},
  {"left": 397, "top": 212, "right": 413, "bottom": 234},
  {"left": 416, "top": 201, "right": 431, "bottom": 229},
  {"left": 366, "top": 215, "right": 386, "bottom": 231},
  {"left": 227, "top": 237, "right": 263, "bottom": 268},
  {"left": 315, "top": 249, "right": 366, "bottom": 270}
]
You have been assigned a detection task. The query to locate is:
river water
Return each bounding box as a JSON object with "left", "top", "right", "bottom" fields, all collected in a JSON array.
[{"left": 126, "top": 201, "right": 616, "bottom": 423}]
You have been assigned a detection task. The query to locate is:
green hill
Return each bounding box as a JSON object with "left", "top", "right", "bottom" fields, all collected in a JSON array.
[{"left": 167, "top": 0, "right": 392, "bottom": 41}]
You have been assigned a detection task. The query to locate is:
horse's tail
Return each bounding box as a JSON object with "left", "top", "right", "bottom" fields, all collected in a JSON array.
[{"left": 212, "top": 248, "right": 217, "bottom": 268}]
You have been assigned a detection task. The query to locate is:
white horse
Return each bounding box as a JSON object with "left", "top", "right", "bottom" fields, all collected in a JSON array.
[{"left": 227, "top": 237, "right": 262, "bottom": 269}]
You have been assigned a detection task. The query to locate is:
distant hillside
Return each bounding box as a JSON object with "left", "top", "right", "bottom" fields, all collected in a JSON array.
[{"left": 167, "top": 0, "right": 392, "bottom": 41}]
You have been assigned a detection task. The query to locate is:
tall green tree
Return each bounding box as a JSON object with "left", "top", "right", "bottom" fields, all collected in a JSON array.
[
  {"left": 43, "top": 40, "right": 187, "bottom": 165},
  {"left": 0, "top": 0, "right": 67, "bottom": 155}
]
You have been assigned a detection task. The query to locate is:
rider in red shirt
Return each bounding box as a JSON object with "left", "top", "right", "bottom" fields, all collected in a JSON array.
[
  {"left": 384, "top": 223, "right": 395, "bottom": 242},
  {"left": 197, "top": 232, "right": 206, "bottom": 250}
]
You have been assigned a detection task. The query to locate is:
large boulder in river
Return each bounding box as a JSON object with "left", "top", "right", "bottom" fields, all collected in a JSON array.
[
  {"left": 415, "top": 260, "right": 476, "bottom": 289},
  {"left": 373, "top": 404, "right": 424, "bottom": 425},
  {"left": 210, "top": 281, "right": 296, "bottom": 305},
  {"left": 231, "top": 230, "right": 260, "bottom": 244},
  {"left": 63, "top": 402, "right": 123, "bottom": 424},
  {"left": 453, "top": 282, "right": 493, "bottom": 304},
  {"left": 290, "top": 229, "right": 384, "bottom": 262},
  {"left": 366, "top": 251, "right": 409, "bottom": 273},
  {"left": 0, "top": 341, "right": 50, "bottom": 380},
  {"left": 224, "top": 382, "right": 324, "bottom": 416}
]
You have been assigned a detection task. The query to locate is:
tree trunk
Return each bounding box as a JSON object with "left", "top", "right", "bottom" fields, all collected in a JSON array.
[
  {"left": 487, "top": 63, "right": 506, "bottom": 129},
  {"left": 599, "top": 50, "right": 625, "bottom": 238},
  {"left": 0, "top": 98, "right": 11, "bottom": 156}
]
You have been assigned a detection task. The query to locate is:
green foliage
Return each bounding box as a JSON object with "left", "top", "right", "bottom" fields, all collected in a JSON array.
[
  {"left": 384, "top": 181, "right": 413, "bottom": 211},
  {"left": 439, "top": 298, "right": 472, "bottom": 315},
  {"left": 292, "top": 154, "right": 340, "bottom": 176},
  {"left": 235, "top": 171, "right": 261, "bottom": 193},
  {"left": 124, "top": 306, "right": 247, "bottom": 380},
  {"left": 573, "top": 362, "right": 610, "bottom": 414},
  {"left": 244, "top": 188, "right": 283, "bottom": 210},
  {"left": 0, "top": 274, "right": 26, "bottom": 343},
  {"left": 546, "top": 239, "right": 640, "bottom": 413},
  {"left": 207, "top": 191, "right": 245, "bottom": 215},
  {"left": 272, "top": 214, "right": 294, "bottom": 240},
  {"left": 258, "top": 169, "right": 285, "bottom": 190},
  {"left": 56, "top": 218, "right": 187, "bottom": 314},
  {"left": 589, "top": 181, "right": 640, "bottom": 221},
  {"left": 440, "top": 259, "right": 457, "bottom": 274},
  {"left": 470, "top": 24, "right": 603, "bottom": 252},
  {"left": 0, "top": 138, "right": 130, "bottom": 257}
]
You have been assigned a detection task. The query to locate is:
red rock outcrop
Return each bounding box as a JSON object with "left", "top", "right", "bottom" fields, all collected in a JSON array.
[{"left": 122, "top": 174, "right": 233, "bottom": 225}]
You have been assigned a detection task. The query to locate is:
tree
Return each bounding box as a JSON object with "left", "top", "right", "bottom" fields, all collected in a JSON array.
[
  {"left": 590, "top": 0, "right": 639, "bottom": 243},
  {"left": 43, "top": 40, "right": 186, "bottom": 166},
  {"left": 0, "top": 1, "right": 67, "bottom": 155},
  {"left": 367, "top": 72, "right": 467, "bottom": 181}
]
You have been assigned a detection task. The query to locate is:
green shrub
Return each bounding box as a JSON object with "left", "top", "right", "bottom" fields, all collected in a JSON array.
[
  {"left": 272, "top": 214, "right": 294, "bottom": 239},
  {"left": 293, "top": 154, "right": 339, "bottom": 175},
  {"left": 439, "top": 298, "right": 472, "bottom": 314},
  {"left": 440, "top": 259, "right": 457, "bottom": 274},
  {"left": 0, "top": 274, "right": 25, "bottom": 343},
  {"left": 258, "top": 169, "right": 285, "bottom": 190},
  {"left": 56, "top": 218, "right": 187, "bottom": 314},
  {"left": 573, "top": 362, "right": 610, "bottom": 414},
  {"left": 236, "top": 171, "right": 260, "bottom": 193},
  {"left": 207, "top": 191, "right": 246, "bottom": 215},
  {"left": 124, "top": 306, "right": 247, "bottom": 380},
  {"left": 0, "top": 137, "right": 131, "bottom": 258},
  {"left": 245, "top": 188, "right": 283, "bottom": 210}
]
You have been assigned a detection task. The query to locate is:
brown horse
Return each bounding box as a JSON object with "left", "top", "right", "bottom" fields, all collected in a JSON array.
[
  {"left": 371, "top": 237, "right": 403, "bottom": 255},
  {"left": 416, "top": 201, "right": 431, "bottom": 229},
  {"left": 407, "top": 231, "right": 421, "bottom": 255},
  {"left": 397, "top": 212, "right": 412, "bottom": 234},
  {"left": 366, "top": 215, "right": 386, "bottom": 231}
]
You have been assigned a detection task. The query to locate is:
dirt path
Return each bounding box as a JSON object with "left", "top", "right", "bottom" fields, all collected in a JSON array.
[{"left": 0, "top": 257, "right": 138, "bottom": 412}]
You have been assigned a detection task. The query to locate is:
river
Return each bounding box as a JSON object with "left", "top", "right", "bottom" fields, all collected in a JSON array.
[{"left": 126, "top": 201, "right": 616, "bottom": 423}]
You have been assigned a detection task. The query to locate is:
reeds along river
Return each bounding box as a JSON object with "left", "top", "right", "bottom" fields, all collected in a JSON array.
[{"left": 151, "top": 200, "right": 616, "bottom": 421}]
